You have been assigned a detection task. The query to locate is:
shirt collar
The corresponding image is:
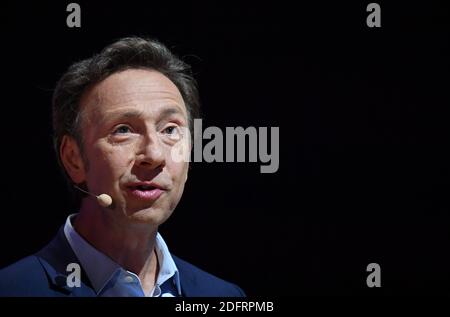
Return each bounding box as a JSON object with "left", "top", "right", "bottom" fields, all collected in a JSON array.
[{"left": 63, "top": 214, "right": 181, "bottom": 296}]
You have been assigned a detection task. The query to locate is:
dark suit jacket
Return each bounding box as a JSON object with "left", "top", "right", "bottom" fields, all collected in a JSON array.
[{"left": 0, "top": 227, "right": 245, "bottom": 297}]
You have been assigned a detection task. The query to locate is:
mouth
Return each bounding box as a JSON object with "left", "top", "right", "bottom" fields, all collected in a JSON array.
[{"left": 125, "top": 182, "right": 166, "bottom": 201}]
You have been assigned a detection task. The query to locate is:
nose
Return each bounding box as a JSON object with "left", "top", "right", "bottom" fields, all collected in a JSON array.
[{"left": 135, "top": 131, "right": 166, "bottom": 170}]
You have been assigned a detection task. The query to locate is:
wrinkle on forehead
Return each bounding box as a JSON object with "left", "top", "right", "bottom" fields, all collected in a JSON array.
[{"left": 79, "top": 69, "right": 187, "bottom": 126}]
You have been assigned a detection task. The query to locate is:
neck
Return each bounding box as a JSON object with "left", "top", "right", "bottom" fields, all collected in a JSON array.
[{"left": 73, "top": 199, "right": 159, "bottom": 286}]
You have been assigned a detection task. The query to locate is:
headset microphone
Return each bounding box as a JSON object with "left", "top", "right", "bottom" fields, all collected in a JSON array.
[{"left": 73, "top": 185, "right": 113, "bottom": 207}]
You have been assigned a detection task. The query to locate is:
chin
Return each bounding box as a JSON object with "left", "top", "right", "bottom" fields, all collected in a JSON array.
[{"left": 125, "top": 206, "right": 172, "bottom": 226}]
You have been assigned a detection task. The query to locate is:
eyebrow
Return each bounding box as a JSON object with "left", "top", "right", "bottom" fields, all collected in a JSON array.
[
  {"left": 158, "top": 107, "right": 186, "bottom": 121},
  {"left": 100, "top": 106, "right": 186, "bottom": 125},
  {"left": 99, "top": 110, "right": 144, "bottom": 125}
]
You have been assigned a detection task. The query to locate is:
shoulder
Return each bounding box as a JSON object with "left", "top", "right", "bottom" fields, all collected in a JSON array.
[
  {"left": 0, "top": 255, "right": 51, "bottom": 296},
  {"left": 172, "top": 255, "right": 246, "bottom": 297}
]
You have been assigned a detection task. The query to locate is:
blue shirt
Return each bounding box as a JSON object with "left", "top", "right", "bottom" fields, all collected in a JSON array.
[{"left": 63, "top": 214, "right": 181, "bottom": 297}]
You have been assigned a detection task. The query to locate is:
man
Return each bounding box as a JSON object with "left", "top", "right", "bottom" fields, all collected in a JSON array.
[{"left": 0, "top": 37, "right": 245, "bottom": 297}]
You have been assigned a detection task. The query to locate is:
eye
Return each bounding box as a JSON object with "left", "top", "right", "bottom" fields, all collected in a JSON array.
[
  {"left": 163, "top": 126, "right": 177, "bottom": 135},
  {"left": 113, "top": 125, "right": 132, "bottom": 134},
  {"left": 162, "top": 125, "right": 181, "bottom": 140}
]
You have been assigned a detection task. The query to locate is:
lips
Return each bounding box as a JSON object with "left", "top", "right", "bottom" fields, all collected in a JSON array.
[{"left": 125, "top": 182, "right": 166, "bottom": 201}]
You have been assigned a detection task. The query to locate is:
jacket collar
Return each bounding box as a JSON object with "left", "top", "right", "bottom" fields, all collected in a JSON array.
[{"left": 35, "top": 226, "right": 189, "bottom": 297}]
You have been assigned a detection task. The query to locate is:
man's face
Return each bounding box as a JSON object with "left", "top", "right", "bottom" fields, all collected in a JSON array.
[{"left": 74, "top": 69, "right": 190, "bottom": 225}]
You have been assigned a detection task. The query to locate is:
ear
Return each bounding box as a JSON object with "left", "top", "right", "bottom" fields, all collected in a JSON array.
[{"left": 60, "top": 135, "right": 86, "bottom": 184}]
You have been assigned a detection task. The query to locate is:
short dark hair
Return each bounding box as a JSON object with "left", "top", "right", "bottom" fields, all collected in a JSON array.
[{"left": 52, "top": 37, "right": 200, "bottom": 201}]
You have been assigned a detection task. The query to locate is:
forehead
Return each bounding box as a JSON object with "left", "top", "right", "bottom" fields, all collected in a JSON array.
[{"left": 80, "top": 68, "right": 187, "bottom": 120}]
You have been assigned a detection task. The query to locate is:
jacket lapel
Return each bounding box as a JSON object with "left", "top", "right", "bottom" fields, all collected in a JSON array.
[
  {"left": 35, "top": 227, "right": 96, "bottom": 297},
  {"left": 172, "top": 255, "right": 199, "bottom": 297}
]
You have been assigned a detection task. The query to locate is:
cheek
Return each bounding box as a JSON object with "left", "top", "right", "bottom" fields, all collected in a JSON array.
[
  {"left": 166, "top": 162, "right": 188, "bottom": 210},
  {"left": 168, "top": 158, "right": 188, "bottom": 182},
  {"left": 87, "top": 145, "right": 133, "bottom": 186}
]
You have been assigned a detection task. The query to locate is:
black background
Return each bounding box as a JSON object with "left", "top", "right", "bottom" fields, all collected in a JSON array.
[{"left": 0, "top": 1, "right": 449, "bottom": 295}]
